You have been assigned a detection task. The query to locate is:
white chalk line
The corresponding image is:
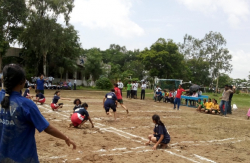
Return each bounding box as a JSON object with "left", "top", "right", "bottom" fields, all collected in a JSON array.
[
  {"left": 38, "top": 104, "right": 217, "bottom": 163},
  {"left": 193, "top": 154, "right": 217, "bottom": 163}
]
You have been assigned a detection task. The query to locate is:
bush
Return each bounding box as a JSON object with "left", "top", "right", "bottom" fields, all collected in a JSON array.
[
  {"left": 235, "top": 89, "right": 240, "bottom": 94},
  {"left": 96, "top": 77, "right": 113, "bottom": 90}
]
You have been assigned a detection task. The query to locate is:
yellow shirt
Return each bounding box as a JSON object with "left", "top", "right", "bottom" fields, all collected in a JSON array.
[
  {"left": 212, "top": 103, "right": 219, "bottom": 110},
  {"left": 206, "top": 102, "right": 213, "bottom": 109}
]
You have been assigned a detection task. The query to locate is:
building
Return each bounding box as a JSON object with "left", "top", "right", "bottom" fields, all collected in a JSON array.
[{"left": 3, "top": 47, "right": 111, "bottom": 86}]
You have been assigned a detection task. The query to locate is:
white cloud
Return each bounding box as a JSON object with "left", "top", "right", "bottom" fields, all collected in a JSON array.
[
  {"left": 230, "top": 50, "right": 250, "bottom": 79},
  {"left": 176, "top": 0, "right": 250, "bottom": 28},
  {"left": 69, "top": 0, "right": 144, "bottom": 38}
]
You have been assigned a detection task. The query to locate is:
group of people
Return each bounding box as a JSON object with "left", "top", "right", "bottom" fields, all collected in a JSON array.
[{"left": 27, "top": 75, "right": 77, "bottom": 91}]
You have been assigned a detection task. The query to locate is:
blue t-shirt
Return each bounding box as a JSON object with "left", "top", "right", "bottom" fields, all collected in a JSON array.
[
  {"left": 156, "top": 91, "right": 162, "bottom": 97},
  {"left": 23, "top": 88, "right": 30, "bottom": 97},
  {"left": 36, "top": 93, "right": 45, "bottom": 99},
  {"left": 36, "top": 79, "right": 44, "bottom": 90},
  {"left": 74, "top": 108, "right": 89, "bottom": 120},
  {"left": 104, "top": 92, "right": 117, "bottom": 105},
  {"left": 154, "top": 124, "right": 170, "bottom": 140},
  {"left": 52, "top": 95, "right": 60, "bottom": 104},
  {"left": 0, "top": 91, "right": 49, "bottom": 163}
]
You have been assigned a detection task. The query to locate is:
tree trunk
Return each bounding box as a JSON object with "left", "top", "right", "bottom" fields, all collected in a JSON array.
[
  {"left": 0, "top": 55, "right": 2, "bottom": 73},
  {"left": 43, "top": 53, "right": 46, "bottom": 76}
]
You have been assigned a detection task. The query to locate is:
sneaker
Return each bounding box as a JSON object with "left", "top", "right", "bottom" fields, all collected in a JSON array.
[{"left": 173, "top": 107, "right": 176, "bottom": 110}]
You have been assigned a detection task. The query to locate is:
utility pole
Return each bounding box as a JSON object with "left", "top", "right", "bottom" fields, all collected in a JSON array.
[{"left": 215, "top": 62, "right": 221, "bottom": 94}]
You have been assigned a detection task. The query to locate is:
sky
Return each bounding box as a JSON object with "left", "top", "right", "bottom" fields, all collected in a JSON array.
[{"left": 58, "top": 0, "right": 250, "bottom": 79}]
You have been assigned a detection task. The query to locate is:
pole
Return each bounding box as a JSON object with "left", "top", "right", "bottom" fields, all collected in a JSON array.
[{"left": 216, "top": 72, "right": 219, "bottom": 93}]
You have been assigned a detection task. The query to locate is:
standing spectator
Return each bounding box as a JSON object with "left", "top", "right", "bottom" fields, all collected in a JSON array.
[
  {"left": 68, "top": 80, "right": 72, "bottom": 90},
  {"left": 219, "top": 85, "right": 235, "bottom": 117},
  {"left": 227, "top": 85, "right": 234, "bottom": 114},
  {"left": 173, "top": 85, "right": 186, "bottom": 110},
  {"left": 126, "top": 81, "right": 132, "bottom": 98},
  {"left": 35, "top": 74, "right": 47, "bottom": 94},
  {"left": 173, "top": 89, "right": 177, "bottom": 98},
  {"left": 117, "top": 80, "right": 124, "bottom": 96},
  {"left": 141, "top": 81, "right": 146, "bottom": 100},
  {"left": 74, "top": 78, "right": 76, "bottom": 90},
  {"left": 132, "top": 81, "right": 138, "bottom": 99}
]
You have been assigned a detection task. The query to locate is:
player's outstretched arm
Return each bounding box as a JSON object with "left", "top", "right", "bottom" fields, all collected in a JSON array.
[
  {"left": 88, "top": 116, "right": 94, "bottom": 128},
  {"left": 44, "top": 124, "right": 76, "bottom": 149}
]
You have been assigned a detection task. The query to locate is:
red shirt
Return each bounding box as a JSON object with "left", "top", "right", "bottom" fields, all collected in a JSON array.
[
  {"left": 114, "top": 87, "right": 122, "bottom": 100},
  {"left": 169, "top": 92, "right": 173, "bottom": 97},
  {"left": 176, "top": 88, "right": 185, "bottom": 99}
]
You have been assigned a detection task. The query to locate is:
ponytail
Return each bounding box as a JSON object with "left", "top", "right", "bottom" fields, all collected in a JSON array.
[
  {"left": 54, "top": 91, "right": 60, "bottom": 95},
  {"left": 152, "top": 114, "right": 165, "bottom": 126},
  {"left": 1, "top": 64, "right": 26, "bottom": 109}
]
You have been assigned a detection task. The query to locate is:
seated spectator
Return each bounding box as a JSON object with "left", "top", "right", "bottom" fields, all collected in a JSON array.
[
  {"left": 196, "top": 99, "right": 204, "bottom": 112},
  {"left": 44, "top": 82, "right": 48, "bottom": 89},
  {"left": 166, "top": 90, "right": 174, "bottom": 103},
  {"left": 201, "top": 99, "right": 207, "bottom": 112},
  {"left": 211, "top": 99, "right": 220, "bottom": 114},
  {"left": 154, "top": 89, "right": 163, "bottom": 102},
  {"left": 198, "top": 89, "right": 202, "bottom": 96},
  {"left": 188, "top": 91, "right": 198, "bottom": 106},
  {"left": 204, "top": 98, "right": 213, "bottom": 113},
  {"left": 163, "top": 90, "right": 169, "bottom": 103}
]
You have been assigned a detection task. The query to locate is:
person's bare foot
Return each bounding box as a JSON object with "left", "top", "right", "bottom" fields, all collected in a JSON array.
[
  {"left": 145, "top": 142, "right": 150, "bottom": 146},
  {"left": 126, "top": 109, "right": 129, "bottom": 114},
  {"left": 68, "top": 124, "right": 73, "bottom": 128}
]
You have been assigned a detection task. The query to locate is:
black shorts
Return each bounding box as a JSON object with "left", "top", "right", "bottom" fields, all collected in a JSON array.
[
  {"left": 104, "top": 104, "right": 116, "bottom": 112},
  {"left": 154, "top": 134, "right": 170, "bottom": 144}
]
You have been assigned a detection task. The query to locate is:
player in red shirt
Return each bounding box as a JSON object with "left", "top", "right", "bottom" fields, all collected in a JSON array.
[
  {"left": 174, "top": 85, "right": 186, "bottom": 110},
  {"left": 114, "top": 84, "right": 129, "bottom": 114}
]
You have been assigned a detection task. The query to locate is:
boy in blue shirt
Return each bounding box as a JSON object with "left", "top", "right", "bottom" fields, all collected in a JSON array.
[
  {"left": 154, "top": 89, "right": 163, "bottom": 102},
  {"left": 35, "top": 74, "right": 48, "bottom": 94},
  {"left": 103, "top": 89, "right": 118, "bottom": 121},
  {"left": 23, "top": 86, "right": 33, "bottom": 99},
  {"left": 0, "top": 64, "right": 76, "bottom": 163}
]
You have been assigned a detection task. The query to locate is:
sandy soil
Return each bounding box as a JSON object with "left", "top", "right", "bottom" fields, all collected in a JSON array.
[{"left": 32, "top": 89, "right": 250, "bottom": 163}]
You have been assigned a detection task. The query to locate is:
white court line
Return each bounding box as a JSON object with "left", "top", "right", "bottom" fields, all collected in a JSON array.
[
  {"left": 194, "top": 154, "right": 217, "bottom": 163},
  {"left": 38, "top": 103, "right": 216, "bottom": 163}
]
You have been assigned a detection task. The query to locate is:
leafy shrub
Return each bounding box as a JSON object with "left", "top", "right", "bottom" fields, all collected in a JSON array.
[
  {"left": 96, "top": 77, "right": 113, "bottom": 89},
  {"left": 235, "top": 89, "right": 240, "bottom": 94}
]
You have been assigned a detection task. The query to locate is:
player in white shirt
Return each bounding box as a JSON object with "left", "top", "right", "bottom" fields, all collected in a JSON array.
[
  {"left": 117, "top": 80, "right": 124, "bottom": 96},
  {"left": 48, "top": 76, "right": 54, "bottom": 84},
  {"left": 141, "top": 81, "right": 146, "bottom": 100},
  {"left": 132, "top": 81, "right": 138, "bottom": 99}
]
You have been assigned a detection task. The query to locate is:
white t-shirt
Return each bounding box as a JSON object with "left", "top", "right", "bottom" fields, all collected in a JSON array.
[
  {"left": 141, "top": 84, "right": 146, "bottom": 90},
  {"left": 117, "top": 82, "right": 124, "bottom": 89},
  {"left": 155, "top": 87, "right": 162, "bottom": 91},
  {"left": 48, "top": 77, "right": 54, "bottom": 81},
  {"left": 74, "top": 80, "right": 77, "bottom": 84},
  {"left": 132, "top": 83, "right": 138, "bottom": 91}
]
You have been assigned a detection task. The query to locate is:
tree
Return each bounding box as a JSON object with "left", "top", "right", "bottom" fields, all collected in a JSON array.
[
  {"left": 58, "top": 67, "right": 64, "bottom": 80},
  {"left": 179, "top": 31, "right": 233, "bottom": 83},
  {"left": 19, "top": 0, "right": 74, "bottom": 76},
  {"left": 123, "top": 60, "right": 145, "bottom": 79},
  {"left": 84, "top": 48, "right": 103, "bottom": 81},
  {"left": 214, "top": 73, "right": 232, "bottom": 88},
  {"left": 0, "top": 0, "right": 27, "bottom": 72},
  {"left": 186, "top": 59, "right": 210, "bottom": 86},
  {"left": 139, "top": 38, "right": 185, "bottom": 79}
]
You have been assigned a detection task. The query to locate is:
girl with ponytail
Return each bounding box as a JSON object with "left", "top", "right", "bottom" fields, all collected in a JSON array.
[
  {"left": 145, "top": 114, "right": 171, "bottom": 150},
  {"left": 51, "top": 91, "right": 70, "bottom": 111},
  {"left": 0, "top": 64, "right": 76, "bottom": 163}
]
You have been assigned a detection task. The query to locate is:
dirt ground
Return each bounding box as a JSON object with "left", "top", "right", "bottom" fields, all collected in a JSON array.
[{"left": 32, "top": 89, "right": 250, "bottom": 163}]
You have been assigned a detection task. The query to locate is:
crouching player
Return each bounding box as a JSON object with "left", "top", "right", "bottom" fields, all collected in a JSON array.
[
  {"left": 51, "top": 91, "right": 70, "bottom": 111},
  {"left": 145, "top": 114, "right": 170, "bottom": 150},
  {"left": 23, "top": 86, "right": 33, "bottom": 99},
  {"left": 103, "top": 89, "right": 118, "bottom": 121},
  {"left": 33, "top": 90, "right": 45, "bottom": 105},
  {"left": 69, "top": 103, "right": 94, "bottom": 128}
]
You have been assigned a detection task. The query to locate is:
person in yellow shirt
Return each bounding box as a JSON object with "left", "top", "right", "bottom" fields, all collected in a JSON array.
[
  {"left": 211, "top": 99, "right": 220, "bottom": 114},
  {"left": 201, "top": 99, "right": 207, "bottom": 112},
  {"left": 205, "top": 98, "right": 213, "bottom": 113}
]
